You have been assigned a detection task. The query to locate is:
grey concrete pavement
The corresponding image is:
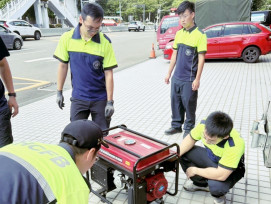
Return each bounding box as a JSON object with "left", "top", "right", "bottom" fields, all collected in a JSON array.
[{"left": 11, "top": 54, "right": 271, "bottom": 203}]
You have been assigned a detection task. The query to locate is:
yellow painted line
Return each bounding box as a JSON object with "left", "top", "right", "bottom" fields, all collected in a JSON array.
[
  {"left": 14, "top": 83, "right": 37, "bottom": 85},
  {"left": 5, "top": 77, "right": 50, "bottom": 93},
  {"left": 13, "top": 77, "right": 49, "bottom": 83},
  {"left": 14, "top": 81, "right": 50, "bottom": 92}
]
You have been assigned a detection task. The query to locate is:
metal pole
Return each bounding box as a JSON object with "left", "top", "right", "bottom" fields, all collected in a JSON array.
[
  {"left": 119, "top": 0, "right": 121, "bottom": 22},
  {"left": 80, "top": 0, "right": 83, "bottom": 11},
  {"left": 143, "top": 4, "right": 145, "bottom": 23}
]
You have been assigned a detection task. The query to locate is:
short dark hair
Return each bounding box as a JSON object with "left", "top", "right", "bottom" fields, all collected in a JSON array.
[
  {"left": 62, "top": 134, "right": 101, "bottom": 162},
  {"left": 70, "top": 143, "right": 100, "bottom": 163},
  {"left": 177, "top": 1, "right": 195, "bottom": 15},
  {"left": 205, "top": 111, "right": 233, "bottom": 138},
  {"left": 81, "top": 3, "right": 104, "bottom": 21}
]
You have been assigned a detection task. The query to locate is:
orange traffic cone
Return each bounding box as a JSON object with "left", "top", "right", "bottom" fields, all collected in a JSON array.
[{"left": 149, "top": 43, "right": 156, "bottom": 59}]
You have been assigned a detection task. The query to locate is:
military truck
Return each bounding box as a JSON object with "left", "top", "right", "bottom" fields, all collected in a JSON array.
[{"left": 195, "top": 0, "right": 251, "bottom": 29}]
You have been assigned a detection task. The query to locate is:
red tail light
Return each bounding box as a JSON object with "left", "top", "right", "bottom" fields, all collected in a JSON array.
[{"left": 4, "top": 22, "right": 9, "bottom": 28}]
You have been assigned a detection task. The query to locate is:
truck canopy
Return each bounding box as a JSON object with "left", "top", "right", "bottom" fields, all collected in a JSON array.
[{"left": 195, "top": 0, "right": 251, "bottom": 29}]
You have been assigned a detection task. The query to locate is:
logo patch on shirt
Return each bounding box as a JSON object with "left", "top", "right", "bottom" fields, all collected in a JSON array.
[
  {"left": 93, "top": 60, "right": 101, "bottom": 70},
  {"left": 185, "top": 49, "right": 192, "bottom": 56}
]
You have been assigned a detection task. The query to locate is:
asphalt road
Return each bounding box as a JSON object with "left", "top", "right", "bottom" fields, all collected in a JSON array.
[{"left": 6, "top": 30, "right": 161, "bottom": 107}]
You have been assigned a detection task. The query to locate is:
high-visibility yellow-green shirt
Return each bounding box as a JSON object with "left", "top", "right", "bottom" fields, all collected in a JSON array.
[
  {"left": 53, "top": 24, "right": 118, "bottom": 101},
  {"left": 0, "top": 142, "right": 90, "bottom": 204},
  {"left": 190, "top": 120, "right": 245, "bottom": 170},
  {"left": 173, "top": 25, "right": 207, "bottom": 81}
]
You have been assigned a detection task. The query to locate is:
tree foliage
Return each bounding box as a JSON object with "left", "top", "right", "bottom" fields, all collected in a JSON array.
[
  {"left": 172, "top": 0, "right": 196, "bottom": 8},
  {"left": 251, "top": 0, "right": 265, "bottom": 11},
  {"left": 0, "top": 0, "right": 11, "bottom": 9},
  {"left": 260, "top": 0, "right": 271, "bottom": 10},
  {"left": 96, "top": 0, "right": 176, "bottom": 22}
]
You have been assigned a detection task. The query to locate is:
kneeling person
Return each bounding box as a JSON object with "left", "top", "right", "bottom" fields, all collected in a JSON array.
[
  {"left": 0, "top": 120, "right": 108, "bottom": 204},
  {"left": 179, "top": 111, "right": 245, "bottom": 204}
]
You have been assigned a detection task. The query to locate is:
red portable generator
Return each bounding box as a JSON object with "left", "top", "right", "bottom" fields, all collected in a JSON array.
[{"left": 90, "top": 125, "right": 180, "bottom": 204}]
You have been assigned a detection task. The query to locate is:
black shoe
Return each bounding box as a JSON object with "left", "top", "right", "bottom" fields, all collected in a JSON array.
[
  {"left": 183, "top": 131, "right": 190, "bottom": 138},
  {"left": 164, "top": 127, "right": 182, "bottom": 135}
]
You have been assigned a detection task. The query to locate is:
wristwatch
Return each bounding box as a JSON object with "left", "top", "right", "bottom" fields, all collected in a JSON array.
[{"left": 8, "top": 92, "right": 16, "bottom": 97}]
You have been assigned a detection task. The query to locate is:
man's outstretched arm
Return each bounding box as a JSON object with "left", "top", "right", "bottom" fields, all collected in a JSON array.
[{"left": 0, "top": 57, "right": 18, "bottom": 117}]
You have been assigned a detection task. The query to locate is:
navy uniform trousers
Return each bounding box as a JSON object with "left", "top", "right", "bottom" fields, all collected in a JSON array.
[
  {"left": 0, "top": 107, "right": 12, "bottom": 148},
  {"left": 180, "top": 146, "right": 245, "bottom": 198},
  {"left": 171, "top": 76, "right": 198, "bottom": 132},
  {"left": 70, "top": 97, "right": 109, "bottom": 131}
]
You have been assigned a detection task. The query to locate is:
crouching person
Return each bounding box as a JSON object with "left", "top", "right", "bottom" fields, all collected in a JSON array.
[
  {"left": 179, "top": 111, "right": 245, "bottom": 204},
  {"left": 0, "top": 119, "right": 108, "bottom": 204}
]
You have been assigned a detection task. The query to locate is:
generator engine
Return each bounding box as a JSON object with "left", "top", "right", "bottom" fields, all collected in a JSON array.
[
  {"left": 113, "top": 170, "right": 131, "bottom": 189},
  {"left": 146, "top": 172, "right": 168, "bottom": 201},
  {"left": 90, "top": 125, "right": 180, "bottom": 204}
]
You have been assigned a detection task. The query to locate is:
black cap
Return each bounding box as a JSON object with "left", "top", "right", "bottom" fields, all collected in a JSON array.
[{"left": 61, "top": 120, "right": 109, "bottom": 149}]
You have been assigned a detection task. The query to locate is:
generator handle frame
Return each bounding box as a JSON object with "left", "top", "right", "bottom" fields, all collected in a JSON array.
[
  {"left": 102, "top": 125, "right": 180, "bottom": 202},
  {"left": 104, "top": 139, "right": 142, "bottom": 158},
  {"left": 90, "top": 187, "right": 112, "bottom": 204},
  {"left": 103, "top": 124, "right": 169, "bottom": 146},
  {"left": 133, "top": 143, "right": 180, "bottom": 201}
]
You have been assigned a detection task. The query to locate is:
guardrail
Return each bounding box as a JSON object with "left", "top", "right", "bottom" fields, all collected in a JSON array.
[
  {"left": 40, "top": 28, "right": 72, "bottom": 36},
  {"left": 0, "top": 0, "right": 32, "bottom": 19},
  {"left": 40, "top": 25, "right": 155, "bottom": 37}
]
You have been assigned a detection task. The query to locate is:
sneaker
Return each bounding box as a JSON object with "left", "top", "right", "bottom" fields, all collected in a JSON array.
[
  {"left": 213, "top": 195, "right": 226, "bottom": 204},
  {"left": 183, "top": 131, "right": 190, "bottom": 138},
  {"left": 164, "top": 127, "right": 182, "bottom": 135},
  {"left": 183, "top": 179, "right": 210, "bottom": 192}
]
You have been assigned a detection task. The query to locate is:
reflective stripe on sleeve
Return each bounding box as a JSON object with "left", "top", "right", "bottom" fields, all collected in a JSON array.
[{"left": 0, "top": 152, "right": 56, "bottom": 203}]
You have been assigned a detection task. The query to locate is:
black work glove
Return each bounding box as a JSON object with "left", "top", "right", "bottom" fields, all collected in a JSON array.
[
  {"left": 56, "top": 90, "right": 65, "bottom": 109},
  {"left": 105, "top": 100, "right": 114, "bottom": 118}
]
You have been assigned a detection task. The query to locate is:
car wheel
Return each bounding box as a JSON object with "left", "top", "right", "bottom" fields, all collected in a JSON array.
[
  {"left": 128, "top": 29, "right": 131, "bottom": 32},
  {"left": 242, "top": 46, "right": 260, "bottom": 63},
  {"left": 34, "top": 31, "right": 41, "bottom": 40},
  {"left": 13, "top": 39, "right": 22, "bottom": 50}
]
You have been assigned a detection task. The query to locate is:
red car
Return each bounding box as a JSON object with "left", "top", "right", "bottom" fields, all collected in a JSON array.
[
  {"left": 164, "top": 22, "right": 271, "bottom": 63},
  {"left": 102, "top": 19, "right": 117, "bottom": 26}
]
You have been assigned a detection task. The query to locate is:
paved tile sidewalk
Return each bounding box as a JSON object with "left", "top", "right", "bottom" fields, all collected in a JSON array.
[{"left": 11, "top": 55, "right": 271, "bottom": 203}]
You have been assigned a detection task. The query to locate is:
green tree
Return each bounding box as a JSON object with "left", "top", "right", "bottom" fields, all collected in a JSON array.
[
  {"left": 95, "top": 0, "right": 186, "bottom": 22},
  {"left": 0, "top": 0, "right": 11, "bottom": 9},
  {"left": 260, "top": 0, "right": 271, "bottom": 10},
  {"left": 252, "top": 0, "right": 265, "bottom": 11},
  {"left": 172, "top": 0, "right": 196, "bottom": 8}
]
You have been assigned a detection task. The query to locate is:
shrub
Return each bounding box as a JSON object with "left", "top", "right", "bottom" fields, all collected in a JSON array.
[{"left": 55, "top": 24, "right": 62, "bottom": 28}]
